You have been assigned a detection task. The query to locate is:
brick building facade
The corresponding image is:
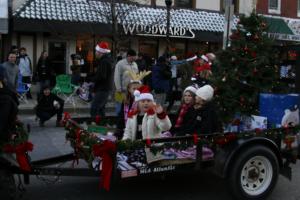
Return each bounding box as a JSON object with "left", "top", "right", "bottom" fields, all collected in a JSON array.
[{"left": 256, "top": 0, "right": 300, "bottom": 18}]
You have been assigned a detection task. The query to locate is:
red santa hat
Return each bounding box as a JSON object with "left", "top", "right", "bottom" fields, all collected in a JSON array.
[
  {"left": 133, "top": 85, "right": 154, "bottom": 102},
  {"left": 95, "top": 41, "right": 111, "bottom": 53},
  {"left": 200, "top": 55, "right": 209, "bottom": 62}
]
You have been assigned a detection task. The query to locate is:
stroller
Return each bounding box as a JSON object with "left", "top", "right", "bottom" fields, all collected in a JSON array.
[{"left": 77, "top": 82, "right": 93, "bottom": 102}]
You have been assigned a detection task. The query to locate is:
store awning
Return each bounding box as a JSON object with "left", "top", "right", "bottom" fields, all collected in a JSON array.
[
  {"left": 264, "top": 17, "right": 294, "bottom": 35},
  {"left": 262, "top": 16, "right": 300, "bottom": 42}
]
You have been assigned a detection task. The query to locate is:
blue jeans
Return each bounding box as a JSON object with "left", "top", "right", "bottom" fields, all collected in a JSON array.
[{"left": 90, "top": 90, "right": 110, "bottom": 118}]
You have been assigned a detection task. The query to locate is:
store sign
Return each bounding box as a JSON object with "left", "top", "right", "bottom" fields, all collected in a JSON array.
[
  {"left": 268, "top": 33, "right": 300, "bottom": 42},
  {"left": 123, "top": 24, "right": 195, "bottom": 39},
  {"left": 0, "top": 0, "right": 8, "bottom": 34}
]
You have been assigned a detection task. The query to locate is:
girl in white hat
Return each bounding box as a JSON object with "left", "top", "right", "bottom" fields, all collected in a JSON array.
[
  {"left": 122, "top": 85, "right": 172, "bottom": 141},
  {"left": 172, "top": 86, "right": 197, "bottom": 134}
]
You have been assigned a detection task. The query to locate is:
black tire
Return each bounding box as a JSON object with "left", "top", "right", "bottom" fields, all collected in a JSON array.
[
  {"left": 0, "top": 170, "right": 17, "bottom": 200},
  {"left": 227, "top": 145, "right": 279, "bottom": 200}
]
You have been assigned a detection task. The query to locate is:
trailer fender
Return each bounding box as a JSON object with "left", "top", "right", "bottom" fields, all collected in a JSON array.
[{"left": 212, "top": 137, "right": 283, "bottom": 178}]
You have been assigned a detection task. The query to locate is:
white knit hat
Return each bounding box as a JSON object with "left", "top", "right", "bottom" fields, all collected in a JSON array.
[
  {"left": 134, "top": 85, "right": 154, "bottom": 102},
  {"left": 184, "top": 86, "right": 197, "bottom": 94},
  {"left": 195, "top": 85, "right": 214, "bottom": 101},
  {"left": 171, "top": 55, "right": 177, "bottom": 60}
]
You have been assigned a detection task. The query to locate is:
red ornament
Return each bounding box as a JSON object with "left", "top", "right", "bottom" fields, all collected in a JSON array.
[
  {"left": 193, "top": 133, "right": 198, "bottom": 145},
  {"left": 146, "top": 138, "right": 151, "bottom": 147},
  {"left": 95, "top": 115, "right": 101, "bottom": 124},
  {"left": 261, "top": 22, "right": 267, "bottom": 28},
  {"left": 225, "top": 133, "right": 237, "bottom": 142},
  {"left": 251, "top": 51, "right": 257, "bottom": 58},
  {"left": 253, "top": 67, "right": 258, "bottom": 75},
  {"left": 255, "top": 128, "right": 262, "bottom": 135},
  {"left": 215, "top": 137, "right": 227, "bottom": 146}
]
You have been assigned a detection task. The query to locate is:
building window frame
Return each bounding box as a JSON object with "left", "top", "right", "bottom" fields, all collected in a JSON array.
[
  {"left": 220, "top": 0, "right": 239, "bottom": 14},
  {"left": 268, "top": 0, "right": 281, "bottom": 14},
  {"left": 297, "top": 0, "right": 300, "bottom": 17},
  {"left": 174, "top": 0, "right": 195, "bottom": 9}
]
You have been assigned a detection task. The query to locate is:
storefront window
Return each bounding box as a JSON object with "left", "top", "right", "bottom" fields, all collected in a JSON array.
[
  {"left": 268, "top": 0, "right": 281, "bottom": 14},
  {"left": 175, "top": 0, "right": 193, "bottom": 9},
  {"left": 139, "top": 39, "right": 158, "bottom": 59},
  {"left": 76, "top": 34, "right": 95, "bottom": 73},
  {"left": 297, "top": 0, "right": 300, "bottom": 17}
]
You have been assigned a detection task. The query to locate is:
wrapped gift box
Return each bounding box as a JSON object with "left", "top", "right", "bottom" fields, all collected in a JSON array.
[{"left": 259, "top": 93, "right": 300, "bottom": 128}]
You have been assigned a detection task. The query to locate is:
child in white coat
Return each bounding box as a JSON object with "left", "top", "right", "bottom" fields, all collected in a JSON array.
[{"left": 122, "top": 85, "right": 172, "bottom": 141}]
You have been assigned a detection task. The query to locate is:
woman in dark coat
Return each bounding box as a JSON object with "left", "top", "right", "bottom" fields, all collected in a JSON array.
[
  {"left": 0, "top": 65, "right": 19, "bottom": 142},
  {"left": 36, "top": 51, "right": 52, "bottom": 93}
]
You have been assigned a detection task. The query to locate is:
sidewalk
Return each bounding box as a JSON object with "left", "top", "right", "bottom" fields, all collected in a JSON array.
[
  {"left": 18, "top": 95, "right": 117, "bottom": 115},
  {"left": 18, "top": 84, "right": 180, "bottom": 115}
]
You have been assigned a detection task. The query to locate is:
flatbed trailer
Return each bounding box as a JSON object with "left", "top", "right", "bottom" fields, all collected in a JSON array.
[{"left": 1, "top": 116, "right": 300, "bottom": 200}]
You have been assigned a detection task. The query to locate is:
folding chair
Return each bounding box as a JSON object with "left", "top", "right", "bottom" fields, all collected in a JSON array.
[
  {"left": 51, "top": 74, "right": 78, "bottom": 106},
  {"left": 16, "top": 74, "right": 30, "bottom": 104}
]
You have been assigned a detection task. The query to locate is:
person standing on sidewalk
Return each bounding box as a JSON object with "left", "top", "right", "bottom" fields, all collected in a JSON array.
[
  {"left": 18, "top": 47, "right": 33, "bottom": 99},
  {"left": 0, "top": 65, "right": 19, "bottom": 142},
  {"left": 2, "top": 52, "right": 19, "bottom": 92},
  {"left": 114, "top": 49, "right": 138, "bottom": 114},
  {"left": 36, "top": 51, "right": 52, "bottom": 94},
  {"left": 90, "top": 42, "right": 113, "bottom": 118}
]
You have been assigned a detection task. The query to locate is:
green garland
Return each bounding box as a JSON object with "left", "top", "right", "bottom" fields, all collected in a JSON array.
[
  {"left": 65, "top": 118, "right": 300, "bottom": 160},
  {"left": 0, "top": 121, "right": 29, "bottom": 152}
]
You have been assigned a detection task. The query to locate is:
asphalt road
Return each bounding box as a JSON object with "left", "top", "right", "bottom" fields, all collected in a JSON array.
[{"left": 14, "top": 115, "right": 300, "bottom": 200}]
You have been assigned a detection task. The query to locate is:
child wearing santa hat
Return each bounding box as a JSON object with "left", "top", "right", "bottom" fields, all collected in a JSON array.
[
  {"left": 122, "top": 85, "right": 172, "bottom": 141},
  {"left": 115, "top": 70, "right": 151, "bottom": 140},
  {"left": 175, "top": 85, "right": 221, "bottom": 136}
]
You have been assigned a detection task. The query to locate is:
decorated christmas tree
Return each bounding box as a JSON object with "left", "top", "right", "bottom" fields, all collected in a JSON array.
[{"left": 212, "top": 12, "right": 285, "bottom": 123}]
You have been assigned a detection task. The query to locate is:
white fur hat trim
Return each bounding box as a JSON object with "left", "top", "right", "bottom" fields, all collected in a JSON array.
[
  {"left": 184, "top": 86, "right": 197, "bottom": 94},
  {"left": 134, "top": 90, "right": 154, "bottom": 102}
]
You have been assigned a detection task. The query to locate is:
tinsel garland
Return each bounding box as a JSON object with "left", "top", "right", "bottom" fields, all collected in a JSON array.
[{"left": 64, "top": 114, "right": 300, "bottom": 158}]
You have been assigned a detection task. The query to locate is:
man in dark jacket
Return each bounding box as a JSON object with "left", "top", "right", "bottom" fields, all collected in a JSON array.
[
  {"left": 152, "top": 56, "right": 171, "bottom": 107},
  {"left": 176, "top": 85, "right": 221, "bottom": 135},
  {"left": 90, "top": 42, "right": 113, "bottom": 118},
  {"left": 36, "top": 85, "right": 64, "bottom": 127},
  {"left": 0, "top": 65, "right": 19, "bottom": 142}
]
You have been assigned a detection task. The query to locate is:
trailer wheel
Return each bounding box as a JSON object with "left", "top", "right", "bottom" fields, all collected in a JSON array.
[
  {"left": 227, "top": 145, "right": 279, "bottom": 200},
  {"left": 0, "top": 170, "right": 17, "bottom": 200}
]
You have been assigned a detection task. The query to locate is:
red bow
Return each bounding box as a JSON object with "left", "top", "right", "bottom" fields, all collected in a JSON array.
[
  {"left": 3, "top": 142, "right": 33, "bottom": 171},
  {"left": 193, "top": 133, "right": 198, "bottom": 145},
  {"left": 92, "top": 140, "right": 116, "bottom": 191}
]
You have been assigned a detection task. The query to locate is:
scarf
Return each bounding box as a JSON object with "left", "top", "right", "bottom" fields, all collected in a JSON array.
[{"left": 175, "top": 104, "right": 192, "bottom": 128}]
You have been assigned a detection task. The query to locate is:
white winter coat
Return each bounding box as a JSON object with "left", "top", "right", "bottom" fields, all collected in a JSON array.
[{"left": 122, "top": 111, "right": 172, "bottom": 141}]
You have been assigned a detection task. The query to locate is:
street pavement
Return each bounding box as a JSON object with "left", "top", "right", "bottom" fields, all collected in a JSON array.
[{"left": 16, "top": 115, "right": 300, "bottom": 200}]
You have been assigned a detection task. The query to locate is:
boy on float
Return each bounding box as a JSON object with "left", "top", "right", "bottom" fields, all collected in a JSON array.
[{"left": 122, "top": 85, "right": 172, "bottom": 141}]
